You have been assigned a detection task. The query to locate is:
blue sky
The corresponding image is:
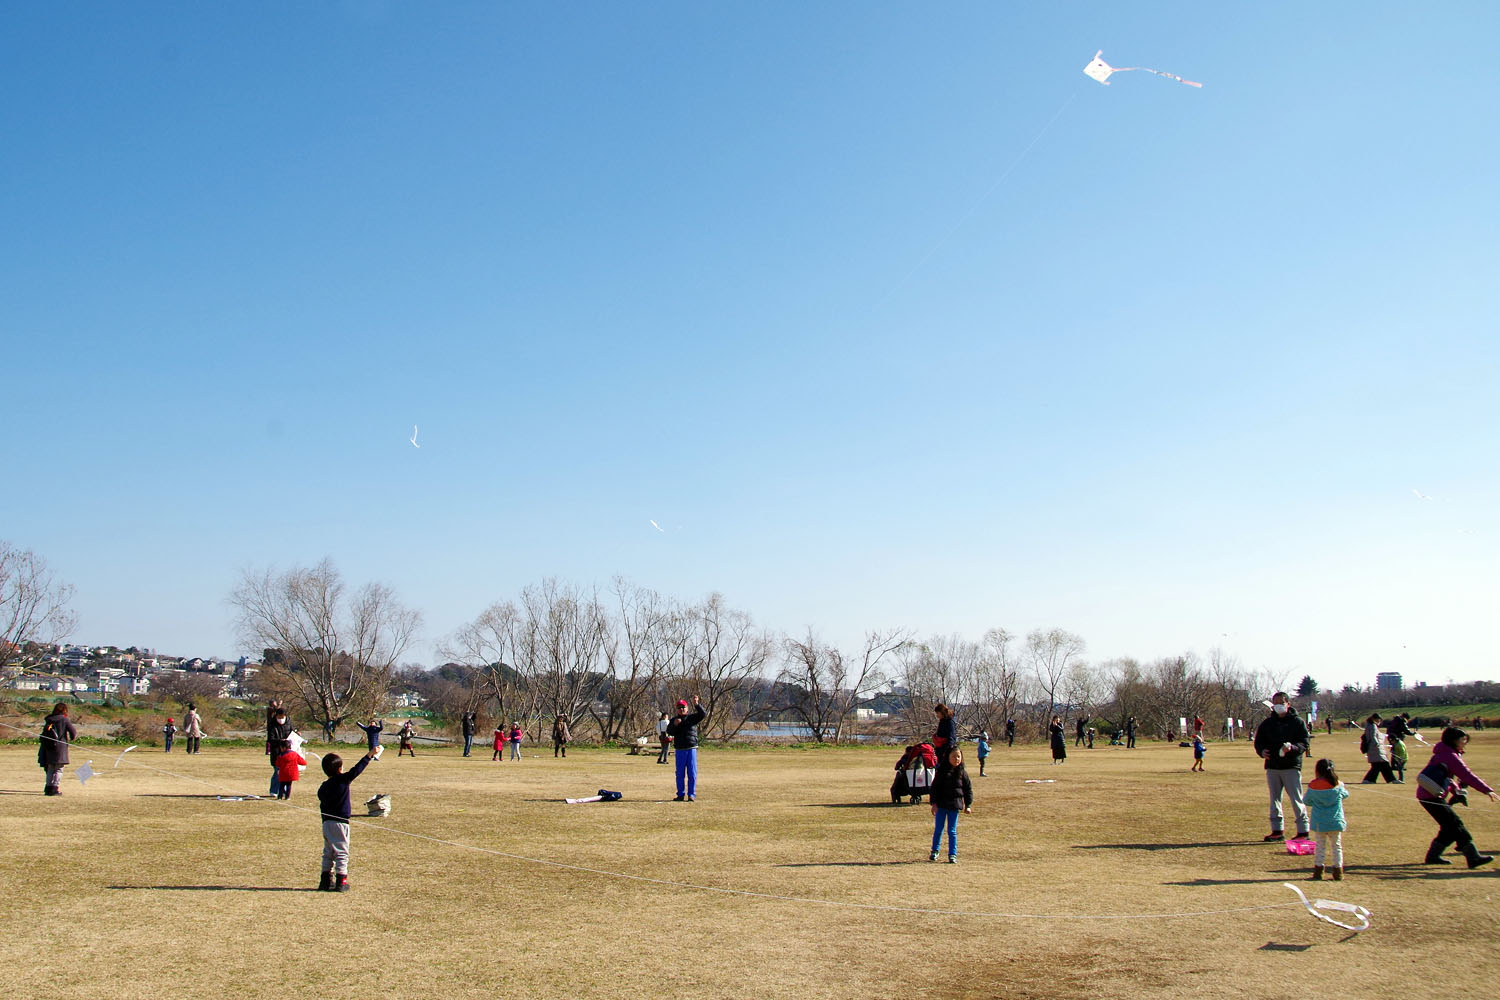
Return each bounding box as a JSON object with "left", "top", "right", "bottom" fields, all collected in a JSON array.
[{"left": 4, "top": 3, "right": 1496, "bottom": 691}]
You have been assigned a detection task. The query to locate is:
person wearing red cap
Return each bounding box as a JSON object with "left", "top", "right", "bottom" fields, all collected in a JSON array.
[
  {"left": 665, "top": 695, "right": 706, "bottom": 801},
  {"left": 162, "top": 717, "right": 177, "bottom": 753}
]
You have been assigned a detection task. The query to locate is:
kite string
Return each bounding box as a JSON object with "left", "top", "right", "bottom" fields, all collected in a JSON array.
[
  {"left": 873, "top": 90, "right": 1077, "bottom": 310},
  {"left": 6, "top": 720, "right": 1312, "bottom": 922}
]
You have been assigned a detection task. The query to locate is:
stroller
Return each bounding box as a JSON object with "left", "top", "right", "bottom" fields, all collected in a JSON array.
[{"left": 891, "top": 743, "right": 938, "bottom": 804}]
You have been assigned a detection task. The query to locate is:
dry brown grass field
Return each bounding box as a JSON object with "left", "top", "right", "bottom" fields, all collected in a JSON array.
[{"left": 3, "top": 732, "right": 1498, "bottom": 1000}]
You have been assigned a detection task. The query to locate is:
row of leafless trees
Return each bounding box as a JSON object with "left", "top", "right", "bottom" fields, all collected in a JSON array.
[{"left": 230, "top": 559, "right": 1300, "bottom": 745}]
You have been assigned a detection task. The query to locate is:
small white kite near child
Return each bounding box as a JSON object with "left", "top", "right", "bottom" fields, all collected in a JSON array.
[{"left": 1084, "top": 50, "right": 1202, "bottom": 88}]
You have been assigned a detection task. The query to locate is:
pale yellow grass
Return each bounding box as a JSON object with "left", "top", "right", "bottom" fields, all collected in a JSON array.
[{"left": 2, "top": 734, "right": 1498, "bottom": 1000}]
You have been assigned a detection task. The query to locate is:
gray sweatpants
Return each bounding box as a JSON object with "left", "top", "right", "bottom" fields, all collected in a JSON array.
[
  {"left": 322, "top": 820, "right": 351, "bottom": 875},
  {"left": 1266, "top": 768, "right": 1308, "bottom": 835}
]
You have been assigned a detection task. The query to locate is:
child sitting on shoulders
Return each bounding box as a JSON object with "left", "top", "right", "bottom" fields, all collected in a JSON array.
[{"left": 1303, "top": 758, "right": 1349, "bottom": 881}]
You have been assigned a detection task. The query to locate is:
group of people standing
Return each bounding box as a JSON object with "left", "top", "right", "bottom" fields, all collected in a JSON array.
[{"left": 1254, "top": 691, "right": 1495, "bottom": 874}]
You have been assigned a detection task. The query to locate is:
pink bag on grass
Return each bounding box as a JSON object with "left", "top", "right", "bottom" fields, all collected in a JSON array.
[{"left": 1285, "top": 837, "right": 1316, "bottom": 855}]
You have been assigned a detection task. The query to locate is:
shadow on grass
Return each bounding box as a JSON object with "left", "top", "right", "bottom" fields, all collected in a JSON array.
[
  {"left": 1259, "top": 942, "right": 1313, "bottom": 952},
  {"left": 1163, "top": 876, "right": 1305, "bottom": 886},
  {"left": 1074, "top": 840, "right": 1264, "bottom": 851},
  {"left": 806, "top": 802, "right": 911, "bottom": 809},
  {"left": 0, "top": 789, "right": 45, "bottom": 795},
  {"left": 136, "top": 793, "right": 266, "bottom": 800},
  {"left": 108, "top": 885, "right": 317, "bottom": 892},
  {"left": 1369, "top": 868, "right": 1498, "bottom": 881},
  {"left": 774, "top": 860, "right": 923, "bottom": 868}
]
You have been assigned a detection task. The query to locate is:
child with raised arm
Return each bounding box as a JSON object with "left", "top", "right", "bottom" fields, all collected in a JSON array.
[
  {"left": 317, "top": 747, "right": 379, "bottom": 891},
  {"left": 1303, "top": 758, "right": 1349, "bottom": 880}
]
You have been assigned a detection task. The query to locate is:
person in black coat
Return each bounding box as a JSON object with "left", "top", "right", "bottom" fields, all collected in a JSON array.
[
  {"left": 931, "top": 704, "right": 957, "bottom": 759},
  {"left": 39, "top": 703, "right": 77, "bottom": 796},
  {"left": 1049, "top": 715, "right": 1067, "bottom": 764},
  {"left": 1004, "top": 719, "right": 1015, "bottom": 747},
  {"left": 928, "top": 747, "right": 974, "bottom": 862},
  {"left": 1126, "top": 716, "right": 1138, "bottom": 749},
  {"left": 460, "top": 711, "right": 477, "bottom": 757}
]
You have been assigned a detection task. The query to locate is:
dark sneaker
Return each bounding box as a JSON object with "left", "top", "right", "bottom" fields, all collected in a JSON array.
[
  {"left": 947, "top": 856, "right": 957, "bottom": 864},
  {"left": 687, "top": 795, "right": 695, "bottom": 801},
  {"left": 335, "top": 877, "right": 350, "bottom": 892},
  {"left": 1263, "top": 831, "right": 1284, "bottom": 842},
  {"left": 673, "top": 794, "right": 685, "bottom": 802},
  {"left": 929, "top": 852, "right": 938, "bottom": 862},
  {"left": 1469, "top": 854, "right": 1494, "bottom": 870}
]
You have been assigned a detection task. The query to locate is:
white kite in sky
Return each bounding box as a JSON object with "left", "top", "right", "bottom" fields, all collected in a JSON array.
[
  {"left": 410, "top": 425, "right": 420, "bottom": 448},
  {"left": 649, "top": 520, "right": 664, "bottom": 533},
  {"left": 1084, "top": 50, "right": 1202, "bottom": 88}
]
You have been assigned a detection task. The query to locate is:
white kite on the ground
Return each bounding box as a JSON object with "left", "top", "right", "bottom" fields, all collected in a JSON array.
[
  {"left": 1282, "top": 882, "right": 1371, "bottom": 932},
  {"left": 1084, "top": 50, "right": 1202, "bottom": 88},
  {"left": 76, "top": 761, "right": 96, "bottom": 786}
]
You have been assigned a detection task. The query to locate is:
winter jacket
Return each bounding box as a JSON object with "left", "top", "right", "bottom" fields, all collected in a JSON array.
[
  {"left": 183, "top": 711, "right": 203, "bottom": 737},
  {"left": 461, "top": 713, "right": 476, "bottom": 737},
  {"left": 552, "top": 720, "right": 570, "bottom": 744},
  {"left": 276, "top": 750, "right": 306, "bottom": 783},
  {"left": 1363, "top": 722, "right": 1388, "bottom": 764},
  {"left": 928, "top": 763, "right": 974, "bottom": 811},
  {"left": 665, "top": 706, "right": 706, "bottom": 751},
  {"left": 1304, "top": 777, "right": 1349, "bottom": 832},
  {"left": 1253, "top": 712, "right": 1311, "bottom": 770},
  {"left": 38, "top": 713, "right": 77, "bottom": 769},
  {"left": 493, "top": 729, "right": 505, "bottom": 750},
  {"left": 317, "top": 755, "right": 372, "bottom": 821},
  {"left": 932, "top": 715, "right": 957, "bottom": 754},
  {"left": 1384, "top": 716, "right": 1416, "bottom": 741},
  {"left": 1415, "top": 742, "right": 1495, "bottom": 803}
]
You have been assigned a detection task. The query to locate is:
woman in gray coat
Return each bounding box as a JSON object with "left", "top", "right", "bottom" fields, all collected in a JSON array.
[
  {"left": 1362, "top": 713, "right": 1398, "bottom": 784},
  {"left": 38, "top": 703, "right": 78, "bottom": 796}
]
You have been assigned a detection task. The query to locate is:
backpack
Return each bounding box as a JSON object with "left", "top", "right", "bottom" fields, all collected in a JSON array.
[
  {"left": 1416, "top": 760, "right": 1449, "bottom": 799},
  {"left": 1359, "top": 733, "right": 1369, "bottom": 754}
]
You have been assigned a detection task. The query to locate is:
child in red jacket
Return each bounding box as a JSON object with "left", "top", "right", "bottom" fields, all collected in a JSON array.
[{"left": 275, "top": 747, "right": 307, "bottom": 800}]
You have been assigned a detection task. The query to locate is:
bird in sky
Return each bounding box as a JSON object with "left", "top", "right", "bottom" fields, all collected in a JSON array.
[{"left": 410, "top": 426, "right": 420, "bottom": 449}]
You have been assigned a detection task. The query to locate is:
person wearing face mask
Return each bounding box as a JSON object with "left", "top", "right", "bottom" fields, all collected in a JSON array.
[{"left": 1253, "top": 692, "right": 1312, "bottom": 842}]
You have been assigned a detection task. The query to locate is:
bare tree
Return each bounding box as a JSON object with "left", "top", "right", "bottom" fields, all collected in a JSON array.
[
  {"left": 600, "top": 578, "right": 685, "bottom": 741},
  {"left": 230, "top": 559, "right": 420, "bottom": 736},
  {"left": 674, "top": 593, "right": 774, "bottom": 740},
  {"left": 779, "top": 627, "right": 910, "bottom": 743},
  {"left": 1026, "top": 627, "right": 1086, "bottom": 721},
  {"left": 966, "top": 627, "right": 1022, "bottom": 739},
  {"left": 439, "top": 600, "right": 535, "bottom": 736},
  {"left": 0, "top": 541, "right": 77, "bottom": 673},
  {"left": 519, "top": 579, "right": 613, "bottom": 740}
]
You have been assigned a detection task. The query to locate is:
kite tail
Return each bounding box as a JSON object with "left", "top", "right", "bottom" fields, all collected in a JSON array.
[{"left": 1118, "top": 67, "right": 1203, "bottom": 88}]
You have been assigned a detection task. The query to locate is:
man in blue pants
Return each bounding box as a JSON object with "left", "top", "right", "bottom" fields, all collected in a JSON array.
[{"left": 665, "top": 694, "right": 706, "bottom": 801}]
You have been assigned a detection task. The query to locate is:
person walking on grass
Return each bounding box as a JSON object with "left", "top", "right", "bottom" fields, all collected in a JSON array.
[
  {"left": 1004, "top": 718, "right": 1015, "bottom": 748},
  {"left": 1253, "top": 692, "right": 1311, "bottom": 842},
  {"left": 1074, "top": 717, "right": 1085, "bottom": 747},
  {"left": 162, "top": 717, "right": 176, "bottom": 753},
  {"left": 552, "top": 714, "right": 570, "bottom": 758},
  {"left": 317, "top": 748, "right": 379, "bottom": 891},
  {"left": 1126, "top": 716, "right": 1138, "bottom": 749},
  {"left": 928, "top": 747, "right": 973, "bottom": 863},
  {"left": 1303, "top": 758, "right": 1349, "bottom": 881},
  {"left": 656, "top": 711, "right": 671, "bottom": 764},
  {"left": 665, "top": 695, "right": 706, "bottom": 801},
  {"left": 397, "top": 719, "right": 417, "bottom": 757},
  {"left": 492, "top": 723, "right": 505, "bottom": 762},
  {"left": 1049, "top": 715, "right": 1067, "bottom": 764},
  {"left": 1417, "top": 727, "right": 1496, "bottom": 869},
  {"left": 38, "top": 703, "right": 77, "bottom": 796},
  {"left": 508, "top": 723, "right": 523, "bottom": 760},
  {"left": 1361, "top": 713, "right": 1398, "bottom": 784},
  {"left": 976, "top": 731, "right": 990, "bottom": 777},
  {"left": 183, "top": 703, "right": 203, "bottom": 754},
  {"left": 1190, "top": 732, "right": 1206, "bottom": 772}
]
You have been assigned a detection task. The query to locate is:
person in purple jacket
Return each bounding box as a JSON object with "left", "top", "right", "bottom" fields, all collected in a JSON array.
[{"left": 1416, "top": 727, "right": 1496, "bottom": 869}]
